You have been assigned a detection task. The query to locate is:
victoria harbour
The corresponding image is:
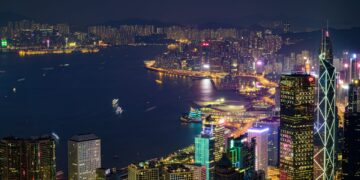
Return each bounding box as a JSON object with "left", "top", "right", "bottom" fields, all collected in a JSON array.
[
  {"left": 0, "top": 46, "right": 248, "bottom": 171},
  {"left": 3, "top": 1, "right": 360, "bottom": 179}
]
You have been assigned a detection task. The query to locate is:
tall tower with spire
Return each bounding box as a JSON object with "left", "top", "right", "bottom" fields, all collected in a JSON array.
[{"left": 314, "top": 30, "right": 337, "bottom": 180}]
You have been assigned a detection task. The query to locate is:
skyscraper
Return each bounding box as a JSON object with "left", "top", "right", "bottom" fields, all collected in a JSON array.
[
  {"left": 195, "top": 131, "right": 215, "bottom": 180},
  {"left": 314, "top": 30, "right": 337, "bottom": 180},
  {"left": 342, "top": 79, "right": 360, "bottom": 179},
  {"left": 227, "top": 133, "right": 256, "bottom": 179},
  {"left": 279, "top": 74, "right": 315, "bottom": 179},
  {"left": 257, "top": 117, "right": 280, "bottom": 167},
  {"left": 247, "top": 127, "right": 268, "bottom": 178},
  {"left": 68, "top": 134, "right": 101, "bottom": 180},
  {"left": 0, "top": 136, "right": 56, "bottom": 180}
]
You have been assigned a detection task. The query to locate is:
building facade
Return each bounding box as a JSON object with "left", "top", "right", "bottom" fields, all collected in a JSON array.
[
  {"left": 314, "top": 30, "right": 337, "bottom": 180},
  {"left": 128, "top": 162, "right": 160, "bottom": 180},
  {"left": 342, "top": 80, "right": 360, "bottom": 179},
  {"left": 68, "top": 134, "right": 101, "bottom": 180},
  {"left": 279, "top": 74, "right": 315, "bottom": 179},
  {"left": 195, "top": 133, "right": 215, "bottom": 180},
  {"left": 247, "top": 127, "right": 269, "bottom": 178},
  {"left": 0, "top": 136, "right": 56, "bottom": 180}
]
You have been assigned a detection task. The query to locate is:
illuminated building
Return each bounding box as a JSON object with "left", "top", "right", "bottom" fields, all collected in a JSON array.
[
  {"left": 68, "top": 134, "right": 101, "bottom": 180},
  {"left": 185, "top": 164, "right": 206, "bottom": 180},
  {"left": 227, "top": 133, "right": 255, "bottom": 179},
  {"left": 314, "top": 30, "right": 337, "bottom": 180},
  {"left": 128, "top": 161, "right": 160, "bottom": 180},
  {"left": 214, "top": 154, "right": 241, "bottom": 180},
  {"left": 1, "top": 39, "right": 7, "bottom": 47},
  {"left": 342, "top": 79, "right": 360, "bottom": 179},
  {"left": 256, "top": 118, "right": 280, "bottom": 167},
  {"left": 162, "top": 164, "right": 193, "bottom": 180},
  {"left": 247, "top": 127, "right": 269, "bottom": 178},
  {"left": 202, "top": 116, "right": 226, "bottom": 162},
  {"left": 0, "top": 136, "right": 56, "bottom": 180},
  {"left": 195, "top": 129, "right": 215, "bottom": 180},
  {"left": 279, "top": 74, "right": 315, "bottom": 179},
  {"left": 305, "top": 58, "right": 311, "bottom": 74}
]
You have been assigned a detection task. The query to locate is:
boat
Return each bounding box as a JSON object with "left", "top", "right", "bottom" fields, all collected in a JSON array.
[
  {"left": 115, "top": 107, "right": 124, "bottom": 115},
  {"left": 112, "top": 99, "right": 124, "bottom": 115},
  {"left": 155, "top": 79, "right": 163, "bottom": 84}
]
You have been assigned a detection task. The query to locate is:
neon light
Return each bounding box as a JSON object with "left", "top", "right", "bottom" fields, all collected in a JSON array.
[
  {"left": 1, "top": 39, "right": 7, "bottom": 47},
  {"left": 247, "top": 128, "right": 269, "bottom": 133},
  {"left": 309, "top": 77, "right": 314, "bottom": 82},
  {"left": 201, "top": 42, "right": 210, "bottom": 47}
]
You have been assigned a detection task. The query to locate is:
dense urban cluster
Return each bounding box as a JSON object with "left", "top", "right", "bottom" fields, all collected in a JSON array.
[{"left": 0, "top": 18, "right": 360, "bottom": 180}]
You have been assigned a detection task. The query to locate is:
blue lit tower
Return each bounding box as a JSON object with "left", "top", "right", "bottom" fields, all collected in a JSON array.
[
  {"left": 195, "top": 125, "right": 215, "bottom": 180},
  {"left": 314, "top": 30, "right": 337, "bottom": 180}
]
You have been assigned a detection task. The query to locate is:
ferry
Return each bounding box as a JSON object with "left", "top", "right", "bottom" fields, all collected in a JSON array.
[
  {"left": 112, "top": 99, "right": 124, "bottom": 115},
  {"left": 155, "top": 79, "right": 163, "bottom": 84}
]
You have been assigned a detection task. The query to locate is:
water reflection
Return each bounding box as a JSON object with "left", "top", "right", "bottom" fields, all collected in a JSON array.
[{"left": 192, "top": 78, "right": 214, "bottom": 101}]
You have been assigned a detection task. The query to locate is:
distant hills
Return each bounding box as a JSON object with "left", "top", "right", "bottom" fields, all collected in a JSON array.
[
  {"left": 280, "top": 27, "right": 360, "bottom": 55},
  {"left": 0, "top": 12, "right": 30, "bottom": 26}
]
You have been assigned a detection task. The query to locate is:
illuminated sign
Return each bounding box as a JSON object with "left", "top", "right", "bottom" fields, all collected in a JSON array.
[{"left": 1, "top": 39, "right": 7, "bottom": 47}]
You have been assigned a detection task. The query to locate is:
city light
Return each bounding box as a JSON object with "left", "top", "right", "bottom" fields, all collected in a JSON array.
[
  {"left": 342, "top": 84, "right": 350, "bottom": 90},
  {"left": 1, "top": 39, "right": 7, "bottom": 47},
  {"left": 201, "top": 42, "right": 210, "bottom": 47},
  {"left": 247, "top": 127, "right": 269, "bottom": 133},
  {"left": 203, "top": 64, "right": 210, "bottom": 69}
]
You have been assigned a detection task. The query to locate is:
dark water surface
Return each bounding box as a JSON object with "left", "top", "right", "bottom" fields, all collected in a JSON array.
[{"left": 0, "top": 46, "right": 244, "bottom": 172}]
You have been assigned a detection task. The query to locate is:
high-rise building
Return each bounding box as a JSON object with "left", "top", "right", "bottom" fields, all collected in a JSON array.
[
  {"left": 227, "top": 134, "right": 255, "bottom": 179},
  {"left": 195, "top": 131, "right": 215, "bottom": 180},
  {"left": 162, "top": 164, "right": 193, "bottom": 180},
  {"left": 279, "top": 74, "right": 315, "bottom": 179},
  {"left": 342, "top": 79, "right": 360, "bottom": 179},
  {"left": 247, "top": 127, "right": 269, "bottom": 178},
  {"left": 314, "top": 30, "right": 337, "bottom": 180},
  {"left": 202, "top": 116, "right": 226, "bottom": 162},
  {"left": 214, "top": 154, "right": 242, "bottom": 180},
  {"left": 68, "top": 134, "right": 101, "bottom": 180},
  {"left": 256, "top": 117, "right": 280, "bottom": 167},
  {"left": 128, "top": 161, "right": 160, "bottom": 180},
  {"left": 0, "top": 136, "right": 56, "bottom": 180}
]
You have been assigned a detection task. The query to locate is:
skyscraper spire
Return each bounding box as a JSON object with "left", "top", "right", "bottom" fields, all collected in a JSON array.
[{"left": 314, "top": 29, "right": 337, "bottom": 180}]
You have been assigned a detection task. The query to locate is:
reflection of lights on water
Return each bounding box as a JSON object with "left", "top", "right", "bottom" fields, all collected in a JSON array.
[{"left": 197, "top": 79, "right": 214, "bottom": 101}]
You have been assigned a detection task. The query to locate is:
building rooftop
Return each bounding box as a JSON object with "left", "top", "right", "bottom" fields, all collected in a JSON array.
[{"left": 69, "top": 133, "right": 99, "bottom": 142}]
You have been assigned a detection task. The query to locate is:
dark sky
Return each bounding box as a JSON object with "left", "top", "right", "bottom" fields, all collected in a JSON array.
[{"left": 2, "top": 0, "right": 360, "bottom": 29}]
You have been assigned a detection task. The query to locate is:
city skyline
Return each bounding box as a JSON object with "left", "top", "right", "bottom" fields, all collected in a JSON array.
[
  {"left": 2, "top": 0, "right": 360, "bottom": 31},
  {"left": 1, "top": 1, "right": 360, "bottom": 179}
]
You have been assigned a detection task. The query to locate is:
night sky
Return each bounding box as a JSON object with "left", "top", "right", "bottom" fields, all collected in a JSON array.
[{"left": 2, "top": 0, "right": 360, "bottom": 29}]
